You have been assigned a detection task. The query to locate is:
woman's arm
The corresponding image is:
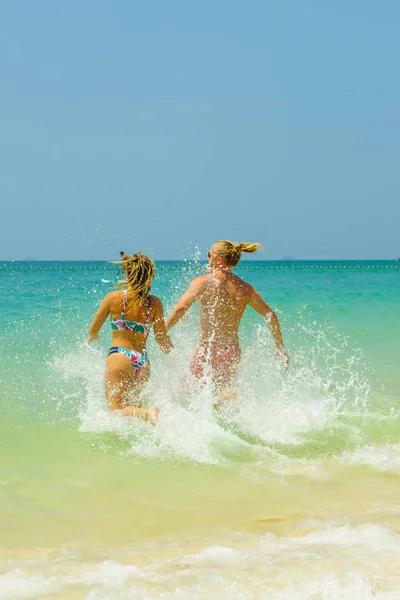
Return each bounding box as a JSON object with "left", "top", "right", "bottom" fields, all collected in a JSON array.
[
  {"left": 152, "top": 297, "right": 174, "bottom": 353},
  {"left": 88, "top": 294, "right": 111, "bottom": 342}
]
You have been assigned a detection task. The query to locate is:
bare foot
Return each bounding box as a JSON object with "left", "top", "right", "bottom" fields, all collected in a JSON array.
[
  {"left": 146, "top": 405, "right": 159, "bottom": 425},
  {"left": 214, "top": 388, "right": 238, "bottom": 408}
]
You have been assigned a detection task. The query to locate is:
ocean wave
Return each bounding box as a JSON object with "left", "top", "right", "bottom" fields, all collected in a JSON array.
[{"left": 2, "top": 522, "right": 400, "bottom": 599}]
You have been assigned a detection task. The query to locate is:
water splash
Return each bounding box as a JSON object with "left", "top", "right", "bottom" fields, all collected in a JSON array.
[{"left": 50, "top": 302, "right": 374, "bottom": 474}]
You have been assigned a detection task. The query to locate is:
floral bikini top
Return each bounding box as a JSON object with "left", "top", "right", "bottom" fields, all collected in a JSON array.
[{"left": 110, "top": 290, "right": 151, "bottom": 334}]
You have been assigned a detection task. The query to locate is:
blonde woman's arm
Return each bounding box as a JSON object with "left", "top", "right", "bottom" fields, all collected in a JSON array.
[
  {"left": 152, "top": 296, "right": 174, "bottom": 353},
  {"left": 88, "top": 294, "right": 111, "bottom": 342}
]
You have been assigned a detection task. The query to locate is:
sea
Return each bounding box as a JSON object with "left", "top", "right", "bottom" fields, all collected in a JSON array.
[{"left": 1, "top": 259, "right": 399, "bottom": 599}]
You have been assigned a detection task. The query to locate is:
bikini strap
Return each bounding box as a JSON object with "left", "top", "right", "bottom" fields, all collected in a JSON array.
[
  {"left": 146, "top": 296, "right": 151, "bottom": 324},
  {"left": 121, "top": 290, "right": 128, "bottom": 320}
]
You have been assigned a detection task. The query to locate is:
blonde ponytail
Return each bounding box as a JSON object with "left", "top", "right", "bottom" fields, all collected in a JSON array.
[
  {"left": 213, "top": 240, "right": 262, "bottom": 267},
  {"left": 235, "top": 242, "right": 263, "bottom": 254}
]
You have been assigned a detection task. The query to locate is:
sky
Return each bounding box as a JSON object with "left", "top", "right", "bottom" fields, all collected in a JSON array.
[{"left": 1, "top": 0, "right": 399, "bottom": 261}]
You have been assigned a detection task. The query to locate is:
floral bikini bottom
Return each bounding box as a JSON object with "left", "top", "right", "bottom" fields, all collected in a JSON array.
[{"left": 108, "top": 346, "right": 149, "bottom": 375}]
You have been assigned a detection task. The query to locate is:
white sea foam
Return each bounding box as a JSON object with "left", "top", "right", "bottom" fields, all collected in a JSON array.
[
  {"left": 339, "top": 444, "right": 400, "bottom": 473},
  {"left": 1, "top": 523, "right": 400, "bottom": 599}
]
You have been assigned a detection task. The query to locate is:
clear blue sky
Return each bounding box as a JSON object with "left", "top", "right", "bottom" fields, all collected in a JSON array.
[{"left": 1, "top": 1, "right": 399, "bottom": 260}]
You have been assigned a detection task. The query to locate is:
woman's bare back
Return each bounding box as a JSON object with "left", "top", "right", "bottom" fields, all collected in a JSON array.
[{"left": 108, "top": 290, "right": 152, "bottom": 352}]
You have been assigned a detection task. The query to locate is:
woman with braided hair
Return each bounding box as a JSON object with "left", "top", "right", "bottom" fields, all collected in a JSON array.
[
  {"left": 166, "top": 240, "right": 289, "bottom": 401},
  {"left": 88, "top": 253, "right": 173, "bottom": 424}
]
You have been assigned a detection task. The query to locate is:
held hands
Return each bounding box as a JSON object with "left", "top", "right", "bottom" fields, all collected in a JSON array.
[
  {"left": 161, "top": 336, "right": 174, "bottom": 354},
  {"left": 275, "top": 348, "right": 289, "bottom": 370},
  {"left": 155, "top": 330, "right": 174, "bottom": 353}
]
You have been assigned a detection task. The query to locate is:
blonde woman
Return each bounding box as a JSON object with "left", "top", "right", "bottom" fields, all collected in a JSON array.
[
  {"left": 166, "top": 240, "right": 288, "bottom": 397},
  {"left": 88, "top": 253, "right": 173, "bottom": 424}
]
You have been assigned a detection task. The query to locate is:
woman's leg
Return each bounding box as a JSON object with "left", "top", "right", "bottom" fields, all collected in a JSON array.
[
  {"left": 105, "top": 353, "right": 158, "bottom": 424},
  {"left": 128, "top": 361, "right": 159, "bottom": 424}
]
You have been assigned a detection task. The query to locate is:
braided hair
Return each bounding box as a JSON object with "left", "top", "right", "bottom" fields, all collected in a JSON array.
[{"left": 114, "top": 252, "right": 156, "bottom": 307}]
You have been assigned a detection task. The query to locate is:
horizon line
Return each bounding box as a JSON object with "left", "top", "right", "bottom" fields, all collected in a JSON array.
[{"left": 1, "top": 258, "right": 399, "bottom": 263}]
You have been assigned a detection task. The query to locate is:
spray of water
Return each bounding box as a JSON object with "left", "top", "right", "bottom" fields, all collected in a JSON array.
[{"left": 50, "top": 265, "right": 375, "bottom": 475}]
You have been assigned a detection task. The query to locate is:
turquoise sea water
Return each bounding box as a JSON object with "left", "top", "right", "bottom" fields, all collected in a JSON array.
[{"left": 1, "top": 260, "right": 399, "bottom": 599}]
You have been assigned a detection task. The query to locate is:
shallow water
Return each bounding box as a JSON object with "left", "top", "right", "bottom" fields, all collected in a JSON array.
[{"left": 1, "top": 260, "right": 399, "bottom": 599}]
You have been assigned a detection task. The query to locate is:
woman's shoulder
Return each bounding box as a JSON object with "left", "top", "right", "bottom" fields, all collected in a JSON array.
[
  {"left": 107, "top": 290, "right": 123, "bottom": 298},
  {"left": 149, "top": 294, "right": 162, "bottom": 309},
  {"left": 104, "top": 290, "right": 123, "bottom": 304}
]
